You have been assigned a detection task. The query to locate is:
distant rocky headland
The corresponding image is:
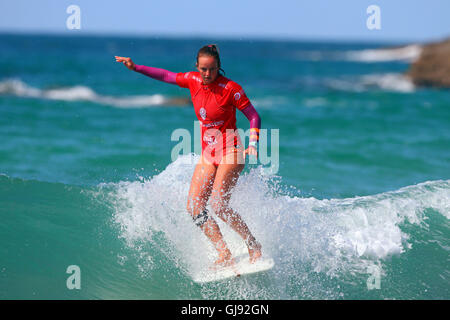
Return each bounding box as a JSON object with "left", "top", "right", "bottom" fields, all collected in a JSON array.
[{"left": 407, "top": 38, "right": 450, "bottom": 88}]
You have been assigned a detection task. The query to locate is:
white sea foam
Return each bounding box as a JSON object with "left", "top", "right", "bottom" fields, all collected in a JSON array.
[
  {"left": 345, "top": 44, "right": 423, "bottom": 63},
  {"left": 326, "top": 73, "right": 415, "bottom": 93},
  {"left": 0, "top": 78, "right": 183, "bottom": 108},
  {"left": 293, "top": 44, "right": 422, "bottom": 63},
  {"left": 252, "top": 96, "right": 290, "bottom": 109},
  {"left": 360, "top": 73, "right": 415, "bottom": 92},
  {"left": 0, "top": 78, "right": 41, "bottom": 97},
  {"left": 105, "top": 155, "right": 449, "bottom": 286},
  {"left": 303, "top": 97, "right": 329, "bottom": 108}
]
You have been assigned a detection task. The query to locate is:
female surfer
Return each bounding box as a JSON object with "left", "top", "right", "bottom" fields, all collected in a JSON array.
[{"left": 115, "top": 44, "right": 262, "bottom": 267}]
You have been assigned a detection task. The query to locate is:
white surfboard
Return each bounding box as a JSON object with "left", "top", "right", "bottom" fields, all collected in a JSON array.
[
  {"left": 191, "top": 215, "right": 274, "bottom": 283},
  {"left": 192, "top": 253, "right": 275, "bottom": 283}
]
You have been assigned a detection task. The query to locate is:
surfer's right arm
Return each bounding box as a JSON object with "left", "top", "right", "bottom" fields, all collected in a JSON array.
[{"left": 115, "top": 56, "right": 177, "bottom": 85}]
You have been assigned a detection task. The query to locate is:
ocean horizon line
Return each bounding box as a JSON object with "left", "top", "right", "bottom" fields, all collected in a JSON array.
[{"left": 0, "top": 29, "right": 439, "bottom": 46}]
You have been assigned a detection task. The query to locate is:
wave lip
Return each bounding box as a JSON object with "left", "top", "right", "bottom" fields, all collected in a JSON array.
[
  {"left": 345, "top": 44, "right": 423, "bottom": 63},
  {"left": 328, "top": 180, "right": 450, "bottom": 260},
  {"left": 0, "top": 78, "right": 189, "bottom": 108}
]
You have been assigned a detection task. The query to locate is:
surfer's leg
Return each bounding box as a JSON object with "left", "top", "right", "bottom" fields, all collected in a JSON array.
[
  {"left": 211, "top": 150, "right": 262, "bottom": 263},
  {"left": 187, "top": 155, "right": 233, "bottom": 265}
]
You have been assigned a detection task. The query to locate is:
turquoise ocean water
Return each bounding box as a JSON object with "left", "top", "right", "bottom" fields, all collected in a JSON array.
[{"left": 0, "top": 34, "right": 449, "bottom": 299}]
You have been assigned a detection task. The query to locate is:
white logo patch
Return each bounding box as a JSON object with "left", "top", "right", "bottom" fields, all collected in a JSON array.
[{"left": 199, "top": 107, "right": 207, "bottom": 120}]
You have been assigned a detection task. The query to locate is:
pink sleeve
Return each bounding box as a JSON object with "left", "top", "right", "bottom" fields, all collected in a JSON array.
[
  {"left": 240, "top": 103, "right": 261, "bottom": 145},
  {"left": 241, "top": 103, "right": 261, "bottom": 130},
  {"left": 134, "top": 65, "right": 177, "bottom": 85}
]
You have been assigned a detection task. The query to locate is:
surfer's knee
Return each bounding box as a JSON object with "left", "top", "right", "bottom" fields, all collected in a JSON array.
[
  {"left": 210, "top": 197, "right": 226, "bottom": 220},
  {"left": 211, "top": 199, "right": 236, "bottom": 225}
]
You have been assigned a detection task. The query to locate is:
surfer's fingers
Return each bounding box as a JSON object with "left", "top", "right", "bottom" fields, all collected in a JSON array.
[{"left": 114, "top": 56, "right": 130, "bottom": 62}]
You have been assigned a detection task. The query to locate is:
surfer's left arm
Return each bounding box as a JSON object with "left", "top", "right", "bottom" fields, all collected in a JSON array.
[{"left": 240, "top": 104, "right": 261, "bottom": 159}]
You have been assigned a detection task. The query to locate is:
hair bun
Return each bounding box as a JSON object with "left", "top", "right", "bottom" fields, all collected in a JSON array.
[{"left": 208, "top": 44, "right": 219, "bottom": 53}]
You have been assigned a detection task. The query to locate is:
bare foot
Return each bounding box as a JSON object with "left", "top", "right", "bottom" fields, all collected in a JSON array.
[
  {"left": 214, "top": 256, "right": 236, "bottom": 268},
  {"left": 210, "top": 253, "right": 240, "bottom": 277},
  {"left": 210, "top": 250, "right": 235, "bottom": 270},
  {"left": 246, "top": 238, "right": 262, "bottom": 263}
]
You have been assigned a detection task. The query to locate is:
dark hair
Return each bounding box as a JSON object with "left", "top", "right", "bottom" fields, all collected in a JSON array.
[{"left": 196, "top": 44, "right": 225, "bottom": 75}]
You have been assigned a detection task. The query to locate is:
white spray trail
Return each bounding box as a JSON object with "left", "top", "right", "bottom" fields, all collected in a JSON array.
[{"left": 102, "top": 155, "right": 449, "bottom": 297}]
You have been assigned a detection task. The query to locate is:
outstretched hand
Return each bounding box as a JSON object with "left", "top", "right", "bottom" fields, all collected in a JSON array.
[{"left": 115, "top": 56, "right": 136, "bottom": 71}]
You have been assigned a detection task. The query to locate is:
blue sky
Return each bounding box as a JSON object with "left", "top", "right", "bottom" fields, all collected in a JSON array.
[{"left": 0, "top": 0, "right": 449, "bottom": 42}]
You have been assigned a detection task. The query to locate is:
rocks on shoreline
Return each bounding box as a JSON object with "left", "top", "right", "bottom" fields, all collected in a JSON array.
[{"left": 407, "top": 38, "right": 450, "bottom": 88}]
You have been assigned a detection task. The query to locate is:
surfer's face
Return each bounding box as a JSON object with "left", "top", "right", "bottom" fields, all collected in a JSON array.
[{"left": 196, "top": 55, "right": 219, "bottom": 84}]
